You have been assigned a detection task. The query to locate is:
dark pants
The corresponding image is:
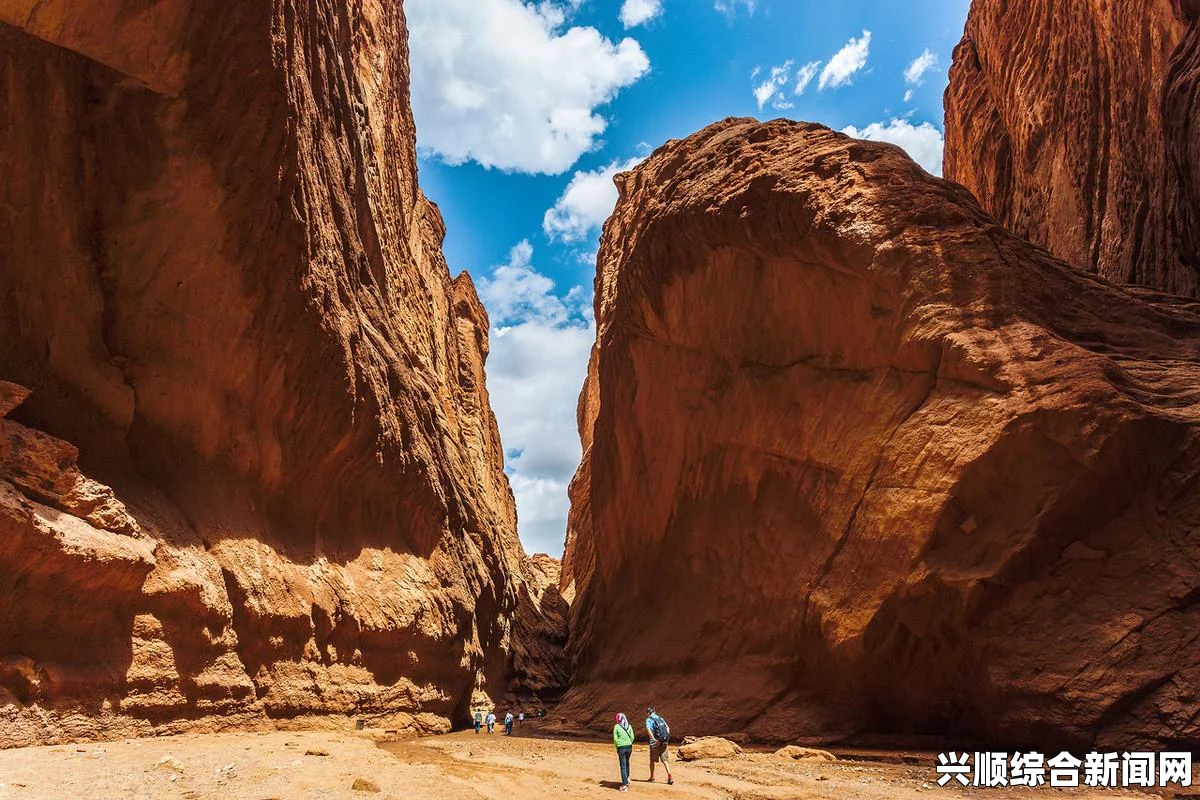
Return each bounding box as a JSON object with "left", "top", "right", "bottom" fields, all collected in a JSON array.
[
  {"left": 505, "top": 721, "right": 513, "bottom": 735},
  {"left": 617, "top": 745, "right": 632, "bottom": 786},
  {"left": 650, "top": 742, "right": 670, "bottom": 775},
  {"left": 474, "top": 722, "right": 481, "bottom": 733}
]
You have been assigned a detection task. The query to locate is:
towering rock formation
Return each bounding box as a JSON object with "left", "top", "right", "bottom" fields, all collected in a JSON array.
[
  {"left": 944, "top": 0, "right": 1200, "bottom": 296},
  {"left": 0, "top": 0, "right": 558, "bottom": 746},
  {"left": 559, "top": 118, "right": 1200, "bottom": 750}
]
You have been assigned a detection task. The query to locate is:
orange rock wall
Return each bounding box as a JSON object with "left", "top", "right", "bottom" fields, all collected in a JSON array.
[
  {"left": 944, "top": 0, "right": 1200, "bottom": 295},
  {"left": 559, "top": 118, "right": 1200, "bottom": 750},
  {"left": 0, "top": 1, "right": 558, "bottom": 746}
]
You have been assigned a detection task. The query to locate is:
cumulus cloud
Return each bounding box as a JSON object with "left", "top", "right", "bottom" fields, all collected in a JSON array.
[
  {"left": 620, "top": 0, "right": 662, "bottom": 27},
  {"left": 408, "top": 0, "right": 650, "bottom": 175},
  {"left": 754, "top": 61, "right": 795, "bottom": 111},
  {"left": 819, "top": 30, "right": 871, "bottom": 90},
  {"left": 714, "top": 0, "right": 756, "bottom": 18},
  {"left": 794, "top": 60, "right": 821, "bottom": 96},
  {"left": 904, "top": 48, "right": 938, "bottom": 85},
  {"left": 477, "top": 242, "right": 595, "bottom": 555},
  {"left": 544, "top": 157, "right": 644, "bottom": 242},
  {"left": 841, "top": 119, "right": 944, "bottom": 175}
]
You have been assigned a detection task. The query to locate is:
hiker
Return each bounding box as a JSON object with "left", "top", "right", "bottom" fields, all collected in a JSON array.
[
  {"left": 504, "top": 711, "right": 514, "bottom": 735},
  {"left": 613, "top": 713, "right": 635, "bottom": 792},
  {"left": 518, "top": 710, "right": 525, "bottom": 724},
  {"left": 474, "top": 710, "right": 483, "bottom": 734},
  {"left": 645, "top": 706, "right": 674, "bottom": 785},
  {"left": 486, "top": 711, "right": 496, "bottom": 733}
]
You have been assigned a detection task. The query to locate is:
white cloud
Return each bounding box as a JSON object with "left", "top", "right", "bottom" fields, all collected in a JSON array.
[
  {"left": 904, "top": 48, "right": 938, "bottom": 85},
  {"left": 544, "top": 157, "right": 644, "bottom": 242},
  {"left": 714, "top": 0, "right": 756, "bottom": 18},
  {"left": 841, "top": 119, "right": 945, "bottom": 176},
  {"left": 477, "top": 242, "right": 595, "bottom": 555},
  {"left": 819, "top": 30, "right": 871, "bottom": 90},
  {"left": 506, "top": 474, "right": 575, "bottom": 556},
  {"left": 620, "top": 0, "right": 662, "bottom": 27},
  {"left": 903, "top": 89, "right": 914, "bottom": 103},
  {"left": 408, "top": 0, "right": 650, "bottom": 175},
  {"left": 794, "top": 60, "right": 821, "bottom": 96},
  {"left": 754, "top": 60, "right": 794, "bottom": 111}
]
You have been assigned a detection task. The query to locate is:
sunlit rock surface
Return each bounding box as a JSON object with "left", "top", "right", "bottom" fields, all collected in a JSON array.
[
  {"left": 0, "top": 0, "right": 561, "bottom": 746},
  {"left": 944, "top": 0, "right": 1200, "bottom": 296}
]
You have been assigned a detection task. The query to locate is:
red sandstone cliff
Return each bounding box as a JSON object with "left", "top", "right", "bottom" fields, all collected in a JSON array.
[
  {"left": 0, "top": 1, "right": 557, "bottom": 746},
  {"left": 558, "top": 118, "right": 1200, "bottom": 750},
  {"left": 944, "top": 0, "right": 1200, "bottom": 296}
]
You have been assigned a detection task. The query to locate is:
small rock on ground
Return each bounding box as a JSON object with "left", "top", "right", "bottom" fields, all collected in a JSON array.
[
  {"left": 352, "top": 777, "right": 381, "bottom": 792},
  {"left": 774, "top": 746, "right": 836, "bottom": 762}
]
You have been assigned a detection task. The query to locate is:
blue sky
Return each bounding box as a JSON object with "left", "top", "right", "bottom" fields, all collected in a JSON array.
[{"left": 407, "top": 0, "right": 971, "bottom": 556}]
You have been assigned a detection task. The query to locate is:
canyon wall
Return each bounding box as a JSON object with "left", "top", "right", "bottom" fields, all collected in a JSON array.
[
  {"left": 559, "top": 118, "right": 1200, "bottom": 750},
  {"left": 943, "top": 0, "right": 1200, "bottom": 296},
  {"left": 0, "top": 0, "right": 558, "bottom": 746}
]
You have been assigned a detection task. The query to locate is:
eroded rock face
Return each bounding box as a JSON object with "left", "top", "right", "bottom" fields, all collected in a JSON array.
[
  {"left": 560, "top": 118, "right": 1200, "bottom": 750},
  {"left": 944, "top": 0, "right": 1200, "bottom": 296},
  {"left": 0, "top": 0, "right": 550, "bottom": 745},
  {"left": 508, "top": 554, "right": 570, "bottom": 705}
]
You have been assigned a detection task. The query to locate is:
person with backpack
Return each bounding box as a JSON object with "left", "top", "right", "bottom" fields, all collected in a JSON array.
[
  {"left": 473, "top": 709, "right": 483, "bottom": 734},
  {"left": 486, "top": 710, "right": 496, "bottom": 733},
  {"left": 613, "top": 713, "right": 635, "bottom": 792},
  {"left": 504, "top": 711, "right": 514, "bottom": 735},
  {"left": 645, "top": 706, "right": 674, "bottom": 785}
]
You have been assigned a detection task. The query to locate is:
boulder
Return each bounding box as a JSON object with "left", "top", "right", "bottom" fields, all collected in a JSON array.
[{"left": 677, "top": 737, "right": 744, "bottom": 761}]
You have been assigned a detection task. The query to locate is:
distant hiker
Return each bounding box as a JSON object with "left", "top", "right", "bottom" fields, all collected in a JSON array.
[
  {"left": 504, "top": 711, "right": 514, "bottom": 735},
  {"left": 613, "top": 712, "right": 635, "bottom": 792},
  {"left": 645, "top": 707, "right": 673, "bottom": 785},
  {"left": 486, "top": 711, "right": 496, "bottom": 733},
  {"left": 518, "top": 711, "right": 525, "bottom": 724},
  {"left": 474, "top": 710, "right": 483, "bottom": 734}
]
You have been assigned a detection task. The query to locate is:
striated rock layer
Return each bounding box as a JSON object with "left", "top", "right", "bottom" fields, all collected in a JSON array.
[
  {"left": 559, "top": 118, "right": 1200, "bottom": 750},
  {"left": 0, "top": 1, "right": 561, "bottom": 746},
  {"left": 944, "top": 0, "right": 1200, "bottom": 296}
]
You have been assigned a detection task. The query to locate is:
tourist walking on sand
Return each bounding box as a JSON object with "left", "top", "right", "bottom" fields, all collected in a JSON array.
[
  {"left": 518, "top": 710, "right": 525, "bottom": 724},
  {"left": 474, "top": 710, "right": 483, "bottom": 734},
  {"left": 486, "top": 711, "right": 496, "bottom": 733},
  {"left": 613, "top": 712, "right": 635, "bottom": 792},
  {"left": 646, "top": 706, "right": 674, "bottom": 785},
  {"left": 504, "top": 711, "right": 514, "bottom": 735}
]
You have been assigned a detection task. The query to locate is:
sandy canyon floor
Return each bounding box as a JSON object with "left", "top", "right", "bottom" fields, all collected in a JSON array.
[{"left": 0, "top": 726, "right": 1182, "bottom": 800}]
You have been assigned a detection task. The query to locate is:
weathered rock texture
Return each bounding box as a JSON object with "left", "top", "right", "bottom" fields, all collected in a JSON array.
[
  {"left": 944, "top": 0, "right": 1200, "bottom": 296},
  {"left": 0, "top": 1, "right": 560, "bottom": 746},
  {"left": 560, "top": 118, "right": 1200, "bottom": 750}
]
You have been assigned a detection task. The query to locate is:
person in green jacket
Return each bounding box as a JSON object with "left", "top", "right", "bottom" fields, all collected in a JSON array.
[{"left": 613, "top": 713, "right": 635, "bottom": 791}]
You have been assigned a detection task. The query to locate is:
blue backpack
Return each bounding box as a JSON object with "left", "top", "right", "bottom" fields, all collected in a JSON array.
[{"left": 651, "top": 714, "right": 670, "bottom": 743}]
